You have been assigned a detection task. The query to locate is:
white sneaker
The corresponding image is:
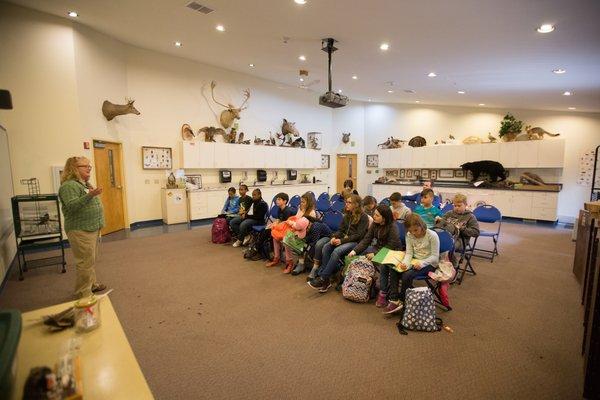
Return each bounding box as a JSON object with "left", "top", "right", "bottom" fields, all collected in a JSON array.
[
  {"left": 232, "top": 240, "right": 242, "bottom": 247},
  {"left": 242, "top": 234, "right": 252, "bottom": 246}
]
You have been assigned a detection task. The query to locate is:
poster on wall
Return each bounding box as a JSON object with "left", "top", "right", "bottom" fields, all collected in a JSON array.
[
  {"left": 320, "top": 154, "right": 330, "bottom": 169},
  {"left": 366, "top": 154, "right": 379, "bottom": 167},
  {"left": 142, "top": 146, "right": 172, "bottom": 170},
  {"left": 578, "top": 148, "right": 596, "bottom": 186}
]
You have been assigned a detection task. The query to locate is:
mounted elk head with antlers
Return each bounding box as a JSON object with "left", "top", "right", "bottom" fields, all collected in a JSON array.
[
  {"left": 210, "top": 81, "right": 250, "bottom": 129},
  {"left": 102, "top": 98, "right": 141, "bottom": 121}
]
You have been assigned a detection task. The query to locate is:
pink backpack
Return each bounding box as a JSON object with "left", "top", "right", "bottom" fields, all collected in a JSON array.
[{"left": 211, "top": 217, "right": 231, "bottom": 244}]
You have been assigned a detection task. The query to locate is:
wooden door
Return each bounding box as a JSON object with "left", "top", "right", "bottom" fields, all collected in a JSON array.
[
  {"left": 336, "top": 154, "right": 358, "bottom": 193},
  {"left": 93, "top": 141, "right": 125, "bottom": 235}
]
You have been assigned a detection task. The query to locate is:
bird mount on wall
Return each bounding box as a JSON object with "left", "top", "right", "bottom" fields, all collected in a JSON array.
[
  {"left": 210, "top": 81, "right": 250, "bottom": 129},
  {"left": 181, "top": 124, "right": 195, "bottom": 141},
  {"left": 102, "top": 98, "right": 141, "bottom": 121},
  {"left": 341, "top": 132, "right": 351, "bottom": 144}
]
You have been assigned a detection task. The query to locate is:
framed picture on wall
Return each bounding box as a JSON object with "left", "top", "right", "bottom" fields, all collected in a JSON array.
[
  {"left": 439, "top": 169, "right": 454, "bottom": 179},
  {"left": 320, "top": 154, "right": 330, "bottom": 169},
  {"left": 142, "top": 146, "right": 172, "bottom": 169},
  {"left": 366, "top": 154, "right": 379, "bottom": 167},
  {"left": 414, "top": 169, "right": 421, "bottom": 177},
  {"left": 406, "top": 169, "right": 413, "bottom": 178},
  {"left": 421, "top": 169, "right": 430, "bottom": 178},
  {"left": 455, "top": 169, "right": 465, "bottom": 178},
  {"left": 399, "top": 169, "right": 406, "bottom": 178},
  {"left": 430, "top": 170, "right": 438, "bottom": 180}
]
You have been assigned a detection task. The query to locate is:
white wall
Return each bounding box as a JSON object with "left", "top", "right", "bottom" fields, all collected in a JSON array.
[{"left": 364, "top": 103, "right": 600, "bottom": 221}]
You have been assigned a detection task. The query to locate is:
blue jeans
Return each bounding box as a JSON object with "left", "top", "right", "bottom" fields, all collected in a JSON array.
[
  {"left": 313, "top": 237, "right": 330, "bottom": 263},
  {"left": 399, "top": 265, "right": 436, "bottom": 302},
  {"left": 318, "top": 241, "right": 356, "bottom": 279},
  {"left": 379, "top": 264, "right": 400, "bottom": 300},
  {"left": 230, "top": 216, "right": 259, "bottom": 238}
]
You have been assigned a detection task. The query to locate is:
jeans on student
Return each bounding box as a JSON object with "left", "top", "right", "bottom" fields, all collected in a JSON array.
[
  {"left": 229, "top": 216, "right": 242, "bottom": 237},
  {"left": 313, "top": 237, "right": 330, "bottom": 263},
  {"left": 398, "top": 265, "right": 436, "bottom": 302},
  {"left": 230, "top": 216, "right": 258, "bottom": 239},
  {"left": 318, "top": 241, "right": 356, "bottom": 279},
  {"left": 380, "top": 264, "right": 401, "bottom": 300}
]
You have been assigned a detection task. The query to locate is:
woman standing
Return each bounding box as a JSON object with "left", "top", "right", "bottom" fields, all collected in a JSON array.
[{"left": 58, "top": 157, "right": 106, "bottom": 298}]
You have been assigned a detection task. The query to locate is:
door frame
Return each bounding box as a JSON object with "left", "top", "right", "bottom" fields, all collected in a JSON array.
[
  {"left": 336, "top": 153, "right": 358, "bottom": 194},
  {"left": 91, "top": 138, "right": 129, "bottom": 229}
]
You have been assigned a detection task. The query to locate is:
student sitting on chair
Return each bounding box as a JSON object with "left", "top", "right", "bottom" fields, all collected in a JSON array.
[
  {"left": 265, "top": 193, "right": 295, "bottom": 269},
  {"left": 341, "top": 179, "right": 359, "bottom": 199},
  {"left": 307, "top": 194, "right": 369, "bottom": 293},
  {"left": 384, "top": 214, "right": 440, "bottom": 314},
  {"left": 220, "top": 187, "right": 240, "bottom": 221},
  {"left": 414, "top": 188, "right": 442, "bottom": 228},
  {"left": 362, "top": 195, "right": 377, "bottom": 217},
  {"left": 231, "top": 188, "right": 268, "bottom": 247},
  {"left": 295, "top": 192, "right": 317, "bottom": 221},
  {"left": 389, "top": 192, "right": 411, "bottom": 221},
  {"left": 229, "top": 184, "right": 252, "bottom": 238},
  {"left": 295, "top": 220, "right": 332, "bottom": 276},
  {"left": 434, "top": 193, "right": 479, "bottom": 250}
]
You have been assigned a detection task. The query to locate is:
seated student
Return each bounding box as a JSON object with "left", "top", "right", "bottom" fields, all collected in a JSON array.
[
  {"left": 434, "top": 193, "right": 480, "bottom": 249},
  {"left": 231, "top": 188, "right": 268, "bottom": 247},
  {"left": 414, "top": 188, "right": 442, "bottom": 229},
  {"left": 220, "top": 187, "right": 240, "bottom": 220},
  {"left": 404, "top": 180, "right": 441, "bottom": 206},
  {"left": 341, "top": 179, "right": 359, "bottom": 199},
  {"left": 294, "top": 220, "right": 332, "bottom": 276},
  {"left": 267, "top": 192, "right": 292, "bottom": 228},
  {"left": 347, "top": 205, "right": 401, "bottom": 260},
  {"left": 229, "top": 184, "right": 253, "bottom": 238},
  {"left": 383, "top": 214, "right": 439, "bottom": 314},
  {"left": 296, "top": 192, "right": 317, "bottom": 221},
  {"left": 389, "top": 192, "right": 411, "bottom": 221},
  {"left": 362, "top": 196, "right": 377, "bottom": 217},
  {"left": 308, "top": 194, "right": 369, "bottom": 293}
]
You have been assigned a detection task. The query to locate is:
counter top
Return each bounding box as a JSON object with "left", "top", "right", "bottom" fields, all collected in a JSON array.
[
  {"left": 188, "top": 182, "right": 327, "bottom": 192},
  {"left": 373, "top": 181, "right": 561, "bottom": 193}
]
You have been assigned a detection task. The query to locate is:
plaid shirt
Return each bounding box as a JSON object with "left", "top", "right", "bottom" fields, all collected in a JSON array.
[{"left": 58, "top": 180, "right": 104, "bottom": 232}]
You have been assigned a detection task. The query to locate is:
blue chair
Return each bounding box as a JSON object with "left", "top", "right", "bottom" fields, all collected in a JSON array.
[
  {"left": 251, "top": 205, "right": 279, "bottom": 233},
  {"left": 316, "top": 197, "right": 331, "bottom": 214},
  {"left": 330, "top": 193, "right": 342, "bottom": 203},
  {"left": 317, "top": 192, "right": 330, "bottom": 203},
  {"left": 440, "top": 202, "right": 454, "bottom": 215},
  {"left": 306, "top": 191, "right": 316, "bottom": 202},
  {"left": 323, "top": 211, "right": 344, "bottom": 232},
  {"left": 472, "top": 205, "right": 502, "bottom": 262},
  {"left": 289, "top": 195, "right": 301, "bottom": 209},
  {"left": 402, "top": 200, "right": 417, "bottom": 211},
  {"left": 395, "top": 220, "right": 406, "bottom": 250},
  {"left": 330, "top": 200, "right": 345, "bottom": 213},
  {"left": 379, "top": 197, "right": 391, "bottom": 207}
]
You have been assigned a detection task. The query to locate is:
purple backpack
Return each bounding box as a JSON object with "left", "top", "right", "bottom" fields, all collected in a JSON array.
[{"left": 211, "top": 217, "right": 231, "bottom": 244}]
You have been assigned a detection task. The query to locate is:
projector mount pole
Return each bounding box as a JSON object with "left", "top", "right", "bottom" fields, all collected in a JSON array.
[{"left": 321, "top": 38, "right": 338, "bottom": 93}]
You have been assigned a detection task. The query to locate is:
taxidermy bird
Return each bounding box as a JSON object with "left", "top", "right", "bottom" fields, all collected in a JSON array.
[
  {"left": 488, "top": 132, "right": 498, "bottom": 143},
  {"left": 449, "top": 134, "right": 455, "bottom": 140}
]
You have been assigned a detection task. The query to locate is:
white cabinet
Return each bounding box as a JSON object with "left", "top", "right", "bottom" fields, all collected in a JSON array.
[
  {"left": 538, "top": 139, "right": 565, "bottom": 168},
  {"left": 400, "top": 147, "right": 413, "bottom": 168},
  {"left": 480, "top": 143, "right": 500, "bottom": 161},
  {"left": 531, "top": 192, "right": 558, "bottom": 221},
  {"left": 188, "top": 191, "right": 210, "bottom": 220},
  {"left": 439, "top": 145, "right": 465, "bottom": 168},
  {"left": 464, "top": 144, "right": 483, "bottom": 163},
  {"left": 516, "top": 141, "right": 539, "bottom": 168},
  {"left": 499, "top": 142, "right": 518, "bottom": 168},
  {"left": 510, "top": 192, "right": 533, "bottom": 219},
  {"left": 181, "top": 142, "right": 215, "bottom": 169},
  {"left": 213, "top": 143, "right": 231, "bottom": 167}
]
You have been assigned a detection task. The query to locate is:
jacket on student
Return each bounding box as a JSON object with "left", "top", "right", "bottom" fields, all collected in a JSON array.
[
  {"left": 221, "top": 195, "right": 240, "bottom": 214},
  {"left": 332, "top": 212, "right": 370, "bottom": 244},
  {"left": 435, "top": 210, "right": 480, "bottom": 238},
  {"left": 239, "top": 195, "right": 253, "bottom": 215},
  {"left": 353, "top": 222, "right": 402, "bottom": 255},
  {"left": 246, "top": 198, "right": 268, "bottom": 221}
]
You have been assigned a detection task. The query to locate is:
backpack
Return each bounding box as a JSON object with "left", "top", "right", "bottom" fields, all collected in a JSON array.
[
  {"left": 342, "top": 258, "right": 376, "bottom": 303},
  {"left": 397, "top": 287, "right": 443, "bottom": 335},
  {"left": 211, "top": 217, "right": 231, "bottom": 244}
]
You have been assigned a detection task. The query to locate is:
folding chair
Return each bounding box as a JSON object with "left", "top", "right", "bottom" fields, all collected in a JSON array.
[
  {"left": 454, "top": 235, "right": 476, "bottom": 285},
  {"left": 251, "top": 204, "right": 279, "bottom": 234},
  {"left": 379, "top": 197, "right": 390, "bottom": 206},
  {"left": 440, "top": 202, "right": 454, "bottom": 215},
  {"left": 414, "top": 228, "right": 454, "bottom": 311},
  {"left": 329, "top": 200, "right": 345, "bottom": 213},
  {"left": 402, "top": 200, "right": 417, "bottom": 211},
  {"left": 316, "top": 197, "right": 331, "bottom": 220},
  {"left": 317, "top": 192, "right": 330, "bottom": 203},
  {"left": 471, "top": 205, "right": 502, "bottom": 262},
  {"left": 323, "top": 211, "right": 343, "bottom": 231},
  {"left": 330, "top": 193, "right": 342, "bottom": 203},
  {"left": 395, "top": 220, "right": 406, "bottom": 250}
]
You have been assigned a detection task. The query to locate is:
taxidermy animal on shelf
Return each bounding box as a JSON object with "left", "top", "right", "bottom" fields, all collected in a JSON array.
[
  {"left": 520, "top": 172, "right": 547, "bottom": 185},
  {"left": 280, "top": 119, "right": 305, "bottom": 148},
  {"left": 487, "top": 133, "right": 497, "bottom": 143},
  {"left": 181, "top": 124, "right": 195, "bottom": 141},
  {"left": 210, "top": 81, "right": 250, "bottom": 129},
  {"left": 254, "top": 136, "right": 266, "bottom": 145},
  {"left": 198, "top": 126, "right": 225, "bottom": 142},
  {"left": 463, "top": 136, "right": 483, "bottom": 144},
  {"left": 378, "top": 137, "right": 405, "bottom": 149},
  {"left": 342, "top": 132, "right": 351, "bottom": 144},
  {"left": 525, "top": 126, "right": 560, "bottom": 140},
  {"left": 408, "top": 136, "right": 426, "bottom": 147},
  {"left": 102, "top": 98, "right": 140, "bottom": 121},
  {"left": 460, "top": 160, "right": 507, "bottom": 183}
]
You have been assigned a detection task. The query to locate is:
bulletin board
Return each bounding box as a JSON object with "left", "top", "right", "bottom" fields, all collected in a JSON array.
[{"left": 142, "top": 146, "right": 172, "bottom": 170}]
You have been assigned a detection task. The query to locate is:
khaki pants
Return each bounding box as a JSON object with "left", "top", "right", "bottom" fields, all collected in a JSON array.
[{"left": 67, "top": 230, "right": 100, "bottom": 298}]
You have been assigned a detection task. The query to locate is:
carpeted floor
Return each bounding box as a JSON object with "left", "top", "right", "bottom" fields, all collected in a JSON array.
[{"left": 0, "top": 221, "right": 582, "bottom": 399}]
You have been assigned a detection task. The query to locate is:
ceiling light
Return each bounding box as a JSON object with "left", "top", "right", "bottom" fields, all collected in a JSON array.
[
  {"left": 352, "top": 75, "right": 358, "bottom": 80},
  {"left": 248, "top": 63, "right": 255, "bottom": 68},
  {"left": 478, "top": 103, "right": 485, "bottom": 106},
  {"left": 68, "top": 11, "right": 78, "bottom": 17},
  {"left": 563, "top": 91, "right": 572, "bottom": 96},
  {"left": 404, "top": 89, "right": 415, "bottom": 94},
  {"left": 368, "top": 99, "right": 372, "bottom": 102},
  {"left": 298, "top": 55, "right": 306, "bottom": 61},
  {"left": 216, "top": 25, "right": 225, "bottom": 32},
  {"left": 428, "top": 72, "right": 437, "bottom": 77},
  {"left": 387, "top": 90, "right": 394, "bottom": 94},
  {"left": 294, "top": 0, "right": 307, "bottom": 4},
  {"left": 300, "top": 78, "right": 304, "bottom": 82},
  {"left": 174, "top": 41, "right": 182, "bottom": 47},
  {"left": 537, "top": 24, "right": 555, "bottom": 33},
  {"left": 338, "top": 89, "right": 343, "bottom": 93},
  {"left": 553, "top": 68, "right": 566, "bottom": 74},
  {"left": 457, "top": 90, "right": 466, "bottom": 94},
  {"left": 380, "top": 43, "right": 389, "bottom": 51},
  {"left": 568, "top": 107, "right": 576, "bottom": 110},
  {"left": 415, "top": 100, "right": 420, "bottom": 103}
]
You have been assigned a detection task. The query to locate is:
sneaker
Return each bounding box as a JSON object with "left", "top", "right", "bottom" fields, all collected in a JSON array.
[
  {"left": 291, "top": 262, "right": 304, "bottom": 276},
  {"left": 265, "top": 258, "right": 280, "bottom": 267},
  {"left": 242, "top": 234, "right": 252, "bottom": 246},
  {"left": 283, "top": 261, "right": 294, "bottom": 274},
  {"left": 232, "top": 240, "right": 242, "bottom": 247},
  {"left": 375, "top": 291, "right": 388, "bottom": 308},
  {"left": 306, "top": 265, "right": 319, "bottom": 282},
  {"left": 383, "top": 300, "right": 403, "bottom": 315},
  {"left": 318, "top": 279, "right": 332, "bottom": 293},
  {"left": 307, "top": 277, "right": 325, "bottom": 290},
  {"left": 91, "top": 283, "right": 107, "bottom": 293}
]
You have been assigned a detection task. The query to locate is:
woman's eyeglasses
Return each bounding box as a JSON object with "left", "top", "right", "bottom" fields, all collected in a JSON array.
[{"left": 77, "top": 165, "right": 92, "bottom": 170}]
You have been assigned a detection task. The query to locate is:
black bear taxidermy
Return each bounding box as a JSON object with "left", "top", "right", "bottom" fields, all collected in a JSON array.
[{"left": 460, "top": 160, "right": 507, "bottom": 183}]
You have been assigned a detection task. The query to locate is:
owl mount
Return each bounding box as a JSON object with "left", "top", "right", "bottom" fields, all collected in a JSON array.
[{"left": 319, "top": 38, "right": 348, "bottom": 108}]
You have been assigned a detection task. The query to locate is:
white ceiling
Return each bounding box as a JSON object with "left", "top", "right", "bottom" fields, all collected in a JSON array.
[{"left": 7, "top": 0, "right": 600, "bottom": 112}]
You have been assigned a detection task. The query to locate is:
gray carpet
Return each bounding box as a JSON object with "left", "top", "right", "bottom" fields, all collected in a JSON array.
[{"left": 0, "top": 222, "right": 582, "bottom": 399}]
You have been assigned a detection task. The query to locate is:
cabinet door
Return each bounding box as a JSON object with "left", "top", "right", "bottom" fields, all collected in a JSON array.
[
  {"left": 464, "top": 144, "right": 483, "bottom": 163},
  {"left": 531, "top": 207, "right": 557, "bottom": 221},
  {"left": 197, "top": 142, "right": 215, "bottom": 169},
  {"left": 499, "top": 142, "right": 518, "bottom": 168},
  {"left": 510, "top": 192, "right": 533, "bottom": 219},
  {"left": 399, "top": 147, "right": 412, "bottom": 168},
  {"left": 188, "top": 192, "right": 209, "bottom": 219},
  {"left": 538, "top": 139, "right": 565, "bottom": 168},
  {"left": 212, "top": 143, "right": 230, "bottom": 168},
  {"left": 481, "top": 143, "right": 500, "bottom": 162},
  {"left": 516, "top": 141, "right": 539, "bottom": 168},
  {"left": 379, "top": 150, "right": 389, "bottom": 168},
  {"left": 207, "top": 191, "right": 227, "bottom": 216},
  {"left": 181, "top": 142, "right": 198, "bottom": 168},
  {"left": 411, "top": 147, "right": 426, "bottom": 168},
  {"left": 487, "top": 192, "right": 511, "bottom": 217},
  {"left": 446, "top": 144, "right": 466, "bottom": 168}
]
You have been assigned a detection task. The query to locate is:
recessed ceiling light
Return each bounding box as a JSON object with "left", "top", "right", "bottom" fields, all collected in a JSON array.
[
  {"left": 68, "top": 11, "right": 78, "bottom": 17},
  {"left": 352, "top": 75, "right": 358, "bottom": 80},
  {"left": 294, "top": 0, "right": 307, "bottom": 4},
  {"left": 338, "top": 89, "right": 343, "bottom": 93},
  {"left": 404, "top": 89, "right": 415, "bottom": 94},
  {"left": 248, "top": 63, "right": 255, "bottom": 68},
  {"left": 553, "top": 68, "right": 566, "bottom": 74},
  {"left": 537, "top": 24, "right": 555, "bottom": 33},
  {"left": 415, "top": 100, "right": 420, "bottom": 103},
  {"left": 563, "top": 91, "right": 572, "bottom": 96},
  {"left": 380, "top": 43, "right": 389, "bottom": 51},
  {"left": 368, "top": 99, "right": 372, "bottom": 102},
  {"left": 478, "top": 103, "right": 485, "bottom": 106},
  {"left": 298, "top": 55, "right": 306, "bottom": 61},
  {"left": 387, "top": 90, "right": 394, "bottom": 93},
  {"left": 300, "top": 78, "right": 304, "bottom": 82},
  {"left": 216, "top": 25, "right": 225, "bottom": 32},
  {"left": 457, "top": 90, "right": 466, "bottom": 94},
  {"left": 428, "top": 72, "right": 437, "bottom": 77},
  {"left": 174, "top": 41, "right": 182, "bottom": 47},
  {"left": 568, "top": 107, "right": 576, "bottom": 110}
]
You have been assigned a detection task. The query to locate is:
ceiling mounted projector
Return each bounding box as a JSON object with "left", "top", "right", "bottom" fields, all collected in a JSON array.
[{"left": 319, "top": 38, "right": 348, "bottom": 108}]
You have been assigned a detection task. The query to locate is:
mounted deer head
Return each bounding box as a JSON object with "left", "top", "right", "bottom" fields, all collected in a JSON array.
[
  {"left": 281, "top": 119, "right": 300, "bottom": 137},
  {"left": 210, "top": 81, "right": 250, "bottom": 129},
  {"left": 102, "top": 98, "right": 141, "bottom": 121},
  {"left": 342, "top": 132, "right": 351, "bottom": 144}
]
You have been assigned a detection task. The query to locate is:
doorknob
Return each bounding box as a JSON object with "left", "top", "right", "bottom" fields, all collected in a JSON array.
[{"left": 116, "top": 185, "right": 122, "bottom": 189}]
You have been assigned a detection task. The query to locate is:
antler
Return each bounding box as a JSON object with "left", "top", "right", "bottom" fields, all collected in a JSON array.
[
  {"left": 239, "top": 89, "right": 250, "bottom": 110},
  {"left": 125, "top": 97, "right": 134, "bottom": 104},
  {"left": 210, "top": 81, "right": 229, "bottom": 109}
]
